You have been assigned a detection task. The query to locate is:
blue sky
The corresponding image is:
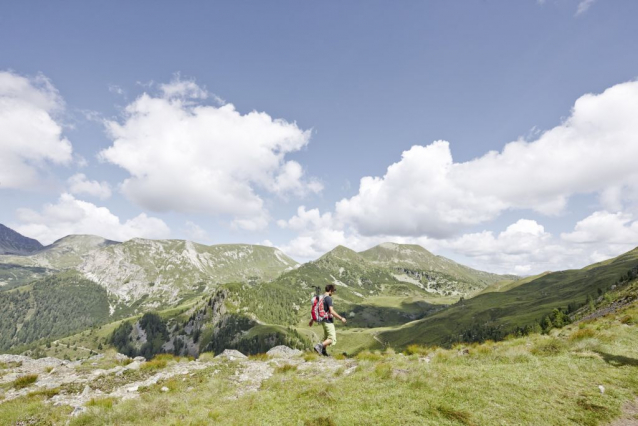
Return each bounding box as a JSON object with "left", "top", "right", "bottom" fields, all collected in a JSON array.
[{"left": 1, "top": 0, "right": 637, "bottom": 274}]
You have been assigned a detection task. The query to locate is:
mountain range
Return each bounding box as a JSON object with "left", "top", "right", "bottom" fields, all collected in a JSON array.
[{"left": 0, "top": 223, "right": 636, "bottom": 359}]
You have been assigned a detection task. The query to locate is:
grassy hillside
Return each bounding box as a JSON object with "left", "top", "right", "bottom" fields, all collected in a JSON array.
[
  {"left": 0, "top": 272, "right": 111, "bottom": 352},
  {"left": 360, "top": 242, "right": 518, "bottom": 293},
  {"left": 0, "top": 235, "right": 118, "bottom": 288},
  {"left": 2, "top": 286, "right": 637, "bottom": 426},
  {"left": 380, "top": 247, "right": 638, "bottom": 349},
  {"left": 78, "top": 239, "right": 298, "bottom": 310}
]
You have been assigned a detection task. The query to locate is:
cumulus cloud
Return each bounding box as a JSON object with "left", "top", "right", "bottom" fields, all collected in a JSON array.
[
  {"left": 277, "top": 207, "right": 636, "bottom": 274},
  {"left": 440, "top": 219, "right": 571, "bottom": 274},
  {"left": 561, "top": 211, "right": 638, "bottom": 246},
  {"left": 99, "top": 76, "right": 318, "bottom": 228},
  {"left": 277, "top": 81, "right": 638, "bottom": 271},
  {"left": 337, "top": 81, "right": 638, "bottom": 238},
  {"left": 576, "top": 0, "right": 596, "bottom": 16},
  {"left": 0, "top": 71, "right": 72, "bottom": 189},
  {"left": 14, "top": 193, "right": 170, "bottom": 245},
  {"left": 278, "top": 206, "right": 349, "bottom": 258},
  {"left": 67, "top": 173, "right": 112, "bottom": 199},
  {"left": 182, "top": 220, "right": 209, "bottom": 242}
]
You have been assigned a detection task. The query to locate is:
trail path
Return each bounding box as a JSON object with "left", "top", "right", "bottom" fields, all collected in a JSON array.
[
  {"left": 608, "top": 398, "right": 638, "bottom": 426},
  {"left": 372, "top": 333, "right": 386, "bottom": 347}
]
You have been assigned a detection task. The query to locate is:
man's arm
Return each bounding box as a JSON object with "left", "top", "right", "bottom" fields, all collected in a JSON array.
[{"left": 329, "top": 306, "right": 347, "bottom": 324}]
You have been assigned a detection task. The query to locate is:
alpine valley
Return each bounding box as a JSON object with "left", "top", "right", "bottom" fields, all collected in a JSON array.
[{"left": 0, "top": 224, "right": 636, "bottom": 361}]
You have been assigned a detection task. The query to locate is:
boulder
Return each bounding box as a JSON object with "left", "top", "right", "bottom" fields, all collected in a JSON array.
[
  {"left": 266, "top": 346, "right": 302, "bottom": 359},
  {"left": 216, "top": 349, "right": 247, "bottom": 361},
  {"left": 115, "top": 353, "right": 130, "bottom": 362}
]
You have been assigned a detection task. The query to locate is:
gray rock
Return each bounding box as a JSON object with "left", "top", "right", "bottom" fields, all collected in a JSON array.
[
  {"left": 71, "top": 406, "right": 87, "bottom": 417},
  {"left": 115, "top": 353, "right": 130, "bottom": 361},
  {"left": 133, "top": 356, "right": 146, "bottom": 363},
  {"left": 216, "top": 349, "right": 247, "bottom": 360},
  {"left": 266, "top": 346, "right": 302, "bottom": 359},
  {"left": 125, "top": 361, "right": 142, "bottom": 371}
]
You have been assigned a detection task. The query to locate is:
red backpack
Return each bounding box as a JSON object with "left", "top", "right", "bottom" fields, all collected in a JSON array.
[{"left": 311, "top": 295, "right": 329, "bottom": 322}]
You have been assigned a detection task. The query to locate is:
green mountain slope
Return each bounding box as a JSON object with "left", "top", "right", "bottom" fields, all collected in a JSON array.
[
  {"left": 379, "top": 246, "right": 638, "bottom": 349},
  {"left": 0, "top": 235, "right": 117, "bottom": 288},
  {"left": 360, "top": 242, "right": 518, "bottom": 295},
  {"left": 0, "top": 272, "right": 110, "bottom": 351},
  {"left": 79, "top": 239, "right": 298, "bottom": 309}
]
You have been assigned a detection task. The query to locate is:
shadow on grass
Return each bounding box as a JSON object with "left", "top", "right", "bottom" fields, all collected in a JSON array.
[
  {"left": 595, "top": 351, "right": 638, "bottom": 367},
  {"left": 344, "top": 301, "right": 446, "bottom": 328}
]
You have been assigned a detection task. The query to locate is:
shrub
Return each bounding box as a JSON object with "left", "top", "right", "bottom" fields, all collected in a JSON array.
[
  {"left": 531, "top": 338, "right": 568, "bottom": 356},
  {"left": 404, "top": 344, "right": 433, "bottom": 356},
  {"left": 303, "top": 352, "right": 318, "bottom": 362},
  {"left": 248, "top": 353, "right": 270, "bottom": 361},
  {"left": 13, "top": 374, "right": 38, "bottom": 389},
  {"left": 569, "top": 328, "right": 596, "bottom": 341},
  {"left": 141, "top": 359, "right": 167, "bottom": 371},
  {"left": 153, "top": 353, "right": 178, "bottom": 363},
  {"left": 355, "top": 350, "right": 383, "bottom": 362},
  {"left": 275, "top": 364, "right": 297, "bottom": 374},
  {"left": 27, "top": 387, "right": 60, "bottom": 398},
  {"left": 86, "top": 397, "right": 116, "bottom": 409},
  {"left": 197, "top": 352, "right": 216, "bottom": 362},
  {"left": 374, "top": 362, "right": 392, "bottom": 379}
]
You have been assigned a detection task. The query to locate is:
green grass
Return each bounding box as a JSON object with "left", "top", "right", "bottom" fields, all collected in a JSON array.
[
  {"left": 27, "top": 387, "right": 60, "bottom": 398},
  {"left": 1, "top": 299, "right": 637, "bottom": 425},
  {"left": 12, "top": 374, "right": 38, "bottom": 389},
  {"left": 381, "top": 248, "right": 638, "bottom": 349}
]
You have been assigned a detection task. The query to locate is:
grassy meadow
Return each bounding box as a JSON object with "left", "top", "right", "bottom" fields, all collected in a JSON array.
[{"left": 2, "top": 288, "right": 636, "bottom": 426}]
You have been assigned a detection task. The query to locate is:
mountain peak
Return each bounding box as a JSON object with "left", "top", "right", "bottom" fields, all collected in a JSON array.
[
  {"left": 359, "top": 242, "right": 435, "bottom": 262},
  {"left": 318, "top": 245, "right": 362, "bottom": 261},
  {"left": 0, "top": 224, "right": 43, "bottom": 255}
]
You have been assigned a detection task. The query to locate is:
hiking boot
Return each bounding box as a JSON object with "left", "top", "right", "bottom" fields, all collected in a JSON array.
[
  {"left": 322, "top": 347, "right": 329, "bottom": 357},
  {"left": 314, "top": 344, "right": 323, "bottom": 355}
]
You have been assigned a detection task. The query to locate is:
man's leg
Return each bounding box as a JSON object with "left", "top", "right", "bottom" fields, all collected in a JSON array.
[{"left": 322, "top": 323, "right": 337, "bottom": 356}]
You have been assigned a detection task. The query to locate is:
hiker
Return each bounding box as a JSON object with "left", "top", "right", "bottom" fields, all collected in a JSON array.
[{"left": 309, "top": 284, "right": 346, "bottom": 356}]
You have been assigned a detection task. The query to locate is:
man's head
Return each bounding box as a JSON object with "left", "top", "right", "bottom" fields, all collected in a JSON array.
[{"left": 325, "top": 284, "right": 336, "bottom": 295}]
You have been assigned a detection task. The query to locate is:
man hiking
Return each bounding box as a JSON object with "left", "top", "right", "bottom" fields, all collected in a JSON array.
[{"left": 309, "top": 284, "right": 347, "bottom": 356}]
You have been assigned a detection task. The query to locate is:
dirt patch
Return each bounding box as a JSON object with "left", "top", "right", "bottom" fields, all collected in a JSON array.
[{"left": 608, "top": 398, "right": 638, "bottom": 426}]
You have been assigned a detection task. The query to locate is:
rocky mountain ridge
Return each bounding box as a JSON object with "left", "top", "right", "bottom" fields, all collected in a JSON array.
[{"left": 0, "top": 223, "right": 43, "bottom": 255}]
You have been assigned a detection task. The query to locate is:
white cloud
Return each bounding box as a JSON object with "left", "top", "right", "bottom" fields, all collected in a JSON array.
[
  {"left": 0, "top": 71, "right": 72, "bottom": 189},
  {"left": 231, "top": 212, "right": 270, "bottom": 232},
  {"left": 99, "top": 76, "right": 318, "bottom": 229},
  {"left": 275, "top": 81, "right": 638, "bottom": 272},
  {"left": 159, "top": 75, "right": 208, "bottom": 100},
  {"left": 440, "top": 219, "right": 568, "bottom": 274},
  {"left": 576, "top": 0, "right": 596, "bottom": 16},
  {"left": 336, "top": 81, "right": 638, "bottom": 238},
  {"left": 561, "top": 211, "right": 638, "bottom": 245},
  {"left": 108, "top": 85, "right": 126, "bottom": 96},
  {"left": 277, "top": 208, "right": 637, "bottom": 275},
  {"left": 182, "top": 220, "right": 209, "bottom": 242},
  {"left": 67, "top": 173, "right": 112, "bottom": 199},
  {"left": 14, "top": 193, "right": 170, "bottom": 245}
]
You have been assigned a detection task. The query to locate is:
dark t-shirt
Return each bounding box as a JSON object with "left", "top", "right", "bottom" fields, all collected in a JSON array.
[{"left": 323, "top": 295, "right": 334, "bottom": 323}]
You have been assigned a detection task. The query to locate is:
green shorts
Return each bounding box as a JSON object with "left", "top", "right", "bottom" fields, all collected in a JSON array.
[{"left": 321, "top": 322, "right": 337, "bottom": 346}]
